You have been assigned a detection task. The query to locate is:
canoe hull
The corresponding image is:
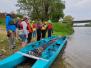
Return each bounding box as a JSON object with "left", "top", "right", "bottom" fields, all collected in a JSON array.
[
  {"left": 32, "top": 37, "right": 67, "bottom": 68},
  {"left": 0, "top": 36, "right": 67, "bottom": 68}
]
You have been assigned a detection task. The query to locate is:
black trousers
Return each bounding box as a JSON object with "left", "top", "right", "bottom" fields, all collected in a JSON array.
[
  {"left": 27, "top": 32, "right": 32, "bottom": 43},
  {"left": 37, "top": 29, "right": 41, "bottom": 41},
  {"left": 48, "top": 29, "right": 52, "bottom": 37},
  {"left": 41, "top": 30, "right": 46, "bottom": 38}
]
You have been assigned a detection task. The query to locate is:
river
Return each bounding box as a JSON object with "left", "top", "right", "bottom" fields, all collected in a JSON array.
[{"left": 64, "top": 27, "right": 91, "bottom": 68}]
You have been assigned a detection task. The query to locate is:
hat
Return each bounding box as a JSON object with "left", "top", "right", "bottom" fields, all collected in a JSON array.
[
  {"left": 17, "top": 17, "right": 20, "bottom": 19},
  {"left": 32, "top": 20, "right": 35, "bottom": 23},
  {"left": 48, "top": 19, "right": 52, "bottom": 23}
]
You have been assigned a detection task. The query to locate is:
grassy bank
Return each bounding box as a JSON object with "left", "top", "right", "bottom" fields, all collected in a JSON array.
[
  {"left": 53, "top": 23, "right": 74, "bottom": 36},
  {"left": 0, "top": 18, "right": 5, "bottom": 25},
  {"left": 85, "top": 23, "right": 91, "bottom": 27},
  {"left": 0, "top": 25, "right": 22, "bottom": 60}
]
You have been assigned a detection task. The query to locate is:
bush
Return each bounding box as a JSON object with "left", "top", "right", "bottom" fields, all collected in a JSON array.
[{"left": 63, "top": 15, "right": 74, "bottom": 26}]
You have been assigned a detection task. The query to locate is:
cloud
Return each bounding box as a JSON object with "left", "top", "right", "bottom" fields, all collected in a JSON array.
[
  {"left": 74, "top": 0, "right": 91, "bottom": 8},
  {"left": 0, "top": 0, "right": 91, "bottom": 20},
  {"left": 0, "top": 0, "right": 17, "bottom": 13},
  {"left": 64, "top": 0, "right": 91, "bottom": 20}
]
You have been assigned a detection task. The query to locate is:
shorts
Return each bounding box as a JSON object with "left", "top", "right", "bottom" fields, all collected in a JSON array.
[{"left": 19, "top": 34, "right": 27, "bottom": 42}]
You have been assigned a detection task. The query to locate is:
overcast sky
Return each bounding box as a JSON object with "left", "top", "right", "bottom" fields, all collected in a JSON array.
[{"left": 0, "top": 0, "right": 91, "bottom": 20}]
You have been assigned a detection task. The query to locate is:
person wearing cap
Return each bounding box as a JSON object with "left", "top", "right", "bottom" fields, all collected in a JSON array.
[{"left": 5, "top": 13, "right": 16, "bottom": 50}]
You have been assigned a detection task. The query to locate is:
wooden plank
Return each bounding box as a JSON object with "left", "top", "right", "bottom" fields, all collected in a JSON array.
[{"left": 17, "top": 52, "right": 49, "bottom": 62}]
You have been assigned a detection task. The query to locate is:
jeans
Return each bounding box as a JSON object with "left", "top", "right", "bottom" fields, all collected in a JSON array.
[{"left": 32, "top": 31, "right": 36, "bottom": 38}]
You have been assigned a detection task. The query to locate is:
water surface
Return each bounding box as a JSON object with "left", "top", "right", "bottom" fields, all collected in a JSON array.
[{"left": 64, "top": 27, "right": 91, "bottom": 68}]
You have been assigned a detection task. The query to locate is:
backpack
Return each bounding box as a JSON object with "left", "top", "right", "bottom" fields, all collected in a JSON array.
[{"left": 41, "top": 24, "right": 47, "bottom": 30}]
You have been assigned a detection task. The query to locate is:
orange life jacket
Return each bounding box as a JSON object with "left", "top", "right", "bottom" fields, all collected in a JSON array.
[{"left": 26, "top": 22, "right": 33, "bottom": 33}]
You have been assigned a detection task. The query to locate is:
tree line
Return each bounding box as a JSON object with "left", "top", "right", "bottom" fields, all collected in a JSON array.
[{"left": 16, "top": 0, "right": 65, "bottom": 21}]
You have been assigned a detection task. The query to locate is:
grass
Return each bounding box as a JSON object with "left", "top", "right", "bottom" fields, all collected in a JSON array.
[
  {"left": 52, "top": 23, "right": 74, "bottom": 36},
  {"left": 0, "top": 18, "right": 5, "bottom": 25},
  {"left": 0, "top": 26, "right": 22, "bottom": 60}
]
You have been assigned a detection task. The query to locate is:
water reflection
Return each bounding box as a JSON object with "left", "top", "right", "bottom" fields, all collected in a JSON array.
[{"left": 64, "top": 27, "right": 91, "bottom": 68}]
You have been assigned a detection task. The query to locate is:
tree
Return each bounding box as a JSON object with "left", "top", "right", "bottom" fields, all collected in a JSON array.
[
  {"left": 63, "top": 15, "right": 74, "bottom": 26},
  {"left": 16, "top": 0, "right": 65, "bottom": 21}
]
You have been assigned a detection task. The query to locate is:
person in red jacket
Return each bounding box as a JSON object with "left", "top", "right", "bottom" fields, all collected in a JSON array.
[
  {"left": 47, "top": 21, "right": 53, "bottom": 37},
  {"left": 25, "top": 19, "right": 33, "bottom": 43}
]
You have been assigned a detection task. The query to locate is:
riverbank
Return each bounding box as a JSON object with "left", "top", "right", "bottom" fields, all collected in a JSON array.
[
  {"left": 0, "top": 26, "right": 22, "bottom": 60},
  {"left": 85, "top": 23, "right": 91, "bottom": 27},
  {"left": 53, "top": 23, "right": 74, "bottom": 36}
]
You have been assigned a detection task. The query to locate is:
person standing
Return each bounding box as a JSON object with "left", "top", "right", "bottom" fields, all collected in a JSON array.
[
  {"left": 5, "top": 14, "right": 16, "bottom": 50},
  {"left": 32, "top": 22, "right": 37, "bottom": 38},
  {"left": 19, "top": 17, "right": 28, "bottom": 47},
  {"left": 47, "top": 21, "right": 53, "bottom": 37},
  {"left": 25, "top": 19, "right": 33, "bottom": 43},
  {"left": 15, "top": 17, "right": 21, "bottom": 40},
  {"left": 41, "top": 22, "right": 47, "bottom": 38},
  {"left": 36, "top": 22, "right": 42, "bottom": 41}
]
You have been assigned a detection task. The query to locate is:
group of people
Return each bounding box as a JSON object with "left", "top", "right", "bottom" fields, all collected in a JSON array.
[{"left": 5, "top": 13, "right": 53, "bottom": 50}]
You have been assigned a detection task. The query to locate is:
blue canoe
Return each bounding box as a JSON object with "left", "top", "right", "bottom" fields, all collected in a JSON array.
[{"left": 0, "top": 36, "right": 67, "bottom": 68}]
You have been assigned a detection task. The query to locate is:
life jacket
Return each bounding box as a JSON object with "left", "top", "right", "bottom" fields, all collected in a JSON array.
[
  {"left": 48, "top": 23, "right": 53, "bottom": 29},
  {"left": 32, "top": 24, "right": 36, "bottom": 28},
  {"left": 26, "top": 22, "right": 33, "bottom": 33},
  {"left": 32, "top": 24, "right": 36, "bottom": 31}
]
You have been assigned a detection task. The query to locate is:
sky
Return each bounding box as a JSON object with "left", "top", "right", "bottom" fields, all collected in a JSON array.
[
  {"left": 64, "top": 0, "right": 91, "bottom": 20},
  {"left": 0, "top": 0, "right": 17, "bottom": 13},
  {"left": 0, "top": 0, "right": 91, "bottom": 20}
]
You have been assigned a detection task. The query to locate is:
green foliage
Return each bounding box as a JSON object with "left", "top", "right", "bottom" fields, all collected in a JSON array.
[
  {"left": 63, "top": 15, "right": 74, "bottom": 26},
  {"left": 0, "top": 18, "right": 5, "bottom": 25},
  {"left": 16, "top": 0, "right": 65, "bottom": 21},
  {"left": 16, "top": 14, "right": 23, "bottom": 18},
  {"left": 53, "top": 23, "right": 74, "bottom": 36}
]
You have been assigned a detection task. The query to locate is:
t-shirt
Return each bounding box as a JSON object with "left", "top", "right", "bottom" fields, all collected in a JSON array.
[{"left": 21, "top": 21, "right": 28, "bottom": 35}]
